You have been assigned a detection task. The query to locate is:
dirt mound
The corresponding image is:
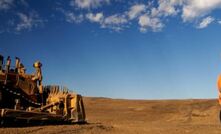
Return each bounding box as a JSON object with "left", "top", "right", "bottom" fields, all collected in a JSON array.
[{"left": 0, "top": 97, "right": 221, "bottom": 134}]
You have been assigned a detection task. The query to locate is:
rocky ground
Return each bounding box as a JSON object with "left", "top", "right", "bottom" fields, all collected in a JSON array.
[{"left": 1, "top": 97, "right": 221, "bottom": 134}]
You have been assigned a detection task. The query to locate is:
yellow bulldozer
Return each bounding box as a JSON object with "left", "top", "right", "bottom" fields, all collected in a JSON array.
[{"left": 0, "top": 54, "right": 86, "bottom": 126}]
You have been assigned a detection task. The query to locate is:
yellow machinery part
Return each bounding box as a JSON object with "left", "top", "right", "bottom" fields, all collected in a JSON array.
[{"left": 217, "top": 75, "right": 221, "bottom": 105}]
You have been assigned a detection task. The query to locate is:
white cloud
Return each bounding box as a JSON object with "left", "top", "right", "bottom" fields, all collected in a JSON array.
[
  {"left": 2, "top": 0, "right": 221, "bottom": 33},
  {"left": 218, "top": 20, "right": 221, "bottom": 24},
  {"left": 182, "top": 0, "right": 221, "bottom": 22},
  {"left": 71, "top": 0, "right": 109, "bottom": 9},
  {"left": 197, "top": 16, "right": 214, "bottom": 29},
  {"left": 85, "top": 12, "right": 128, "bottom": 31},
  {"left": 144, "top": 0, "right": 182, "bottom": 32},
  {"left": 0, "top": 0, "right": 13, "bottom": 10},
  {"left": 155, "top": 0, "right": 183, "bottom": 17},
  {"left": 86, "top": 12, "right": 103, "bottom": 22},
  {"left": 150, "top": 0, "right": 221, "bottom": 23},
  {"left": 55, "top": 8, "right": 84, "bottom": 23},
  {"left": 138, "top": 14, "right": 164, "bottom": 32},
  {"left": 103, "top": 14, "right": 127, "bottom": 25},
  {"left": 56, "top": 0, "right": 221, "bottom": 33},
  {"left": 65, "top": 12, "right": 84, "bottom": 23},
  {"left": 128, "top": 4, "right": 146, "bottom": 20},
  {"left": 16, "top": 12, "right": 43, "bottom": 31},
  {"left": 101, "top": 14, "right": 128, "bottom": 31}
]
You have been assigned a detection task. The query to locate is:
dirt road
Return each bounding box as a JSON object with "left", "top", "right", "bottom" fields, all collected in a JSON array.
[{"left": 1, "top": 97, "right": 221, "bottom": 134}]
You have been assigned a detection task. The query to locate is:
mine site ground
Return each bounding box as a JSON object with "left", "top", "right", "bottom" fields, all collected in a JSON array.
[{"left": 1, "top": 97, "right": 221, "bottom": 134}]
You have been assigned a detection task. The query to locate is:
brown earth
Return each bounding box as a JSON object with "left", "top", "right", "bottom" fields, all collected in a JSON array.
[{"left": 1, "top": 97, "right": 221, "bottom": 134}]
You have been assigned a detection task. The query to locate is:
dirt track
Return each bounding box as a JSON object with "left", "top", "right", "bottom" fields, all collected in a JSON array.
[{"left": 1, "top": 97, "right": 221, "bottom": 134}]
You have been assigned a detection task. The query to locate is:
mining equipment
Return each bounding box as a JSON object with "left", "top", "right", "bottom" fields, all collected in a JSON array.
[{"left": 0, "top": 54, "right": 86, "bottom": 126}]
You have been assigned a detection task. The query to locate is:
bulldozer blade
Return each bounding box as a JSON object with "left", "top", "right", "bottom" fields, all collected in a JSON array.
[{"left": 0, "top": 108, "right": 68, "bottom": 127}]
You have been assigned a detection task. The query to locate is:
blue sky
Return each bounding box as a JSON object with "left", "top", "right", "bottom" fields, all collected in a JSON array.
[{"left": 1, "top": 0, "right": 221, "bottom": 99}]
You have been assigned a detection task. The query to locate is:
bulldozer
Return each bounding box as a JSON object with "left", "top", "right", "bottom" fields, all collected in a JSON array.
[{"left": 0, "top": 54, "right": 86, "bottom": 126}]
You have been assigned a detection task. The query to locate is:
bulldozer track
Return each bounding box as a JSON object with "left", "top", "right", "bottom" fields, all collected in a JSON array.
[{"left": 2, "top": 86, "right": 41, "bottom": 107}]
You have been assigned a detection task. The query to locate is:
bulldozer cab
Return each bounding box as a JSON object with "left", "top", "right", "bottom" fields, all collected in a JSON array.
[{"left": 0, "top": 55, "right": 3, "bottom": 70}]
